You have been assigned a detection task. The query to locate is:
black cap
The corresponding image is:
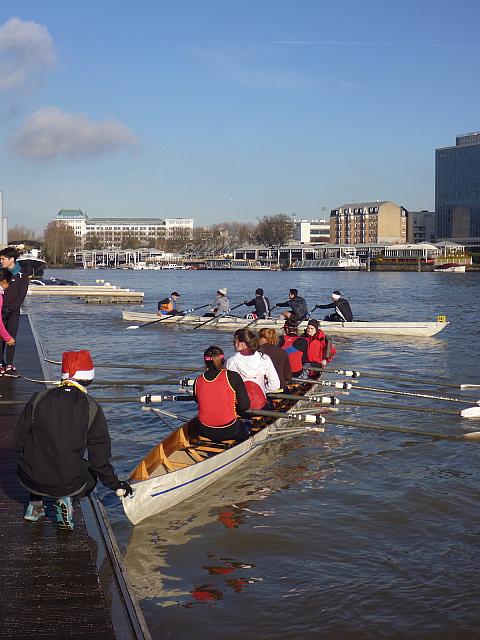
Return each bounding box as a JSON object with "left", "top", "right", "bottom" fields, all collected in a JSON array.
[
  {"left": 332, "top": 290, "right": 341, "bottom": 296},
  {"left": 255, "top": 288, "right": 264, "bottom": 296},
  {"left": 171, "top": 291, "right": 180, "bottom": 297}
]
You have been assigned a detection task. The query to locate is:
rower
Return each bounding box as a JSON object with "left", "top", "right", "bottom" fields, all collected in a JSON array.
[
  {"left": 257, "top": 328, "right": 292, "bottom": 390},
  {"left": 204, "top": 288, "right": 230, "bottom": 317},
  {"left": 157, "top": 291, "right": 182, "bottom": 316},
  {"left": 303, "top": 318, "right": 336, "bottom": 379},
  {"left": 314, "top": 290, "right": 353, "bottom": 322},
  {"left": 193, "top": 346, "right": 250, "bottom": 442},
  {"left": 276, "top": 288, "right": 309, "bottom": 321},
  {"left": 243, "top": 288, "right": 270, "bottom": 319},
  {"left": 226, "top": 328, "right": 280, "bottom": 410},
  {"left": 278, "top": 315, "right": 309, "bottom": 378}
]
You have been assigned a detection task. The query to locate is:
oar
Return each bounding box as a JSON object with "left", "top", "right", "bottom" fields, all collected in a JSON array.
[
  {"left": 127, "top": 304, "right": 210, "bottom": 330},
  {"left": 268, "top": 391, "right": 338, "bottom": 405},
  {"left": 244, "top": 305, "right": 278, "bottom": 330},
  {"left": 0, "top": 396, "right": 149, "bottom": 405},
  {"left": 353, "top": 384, "right": 480, "bottom": 406},
  {"left": 291, "top": 377, "right": 353, "bottom": 390},
  {"left": 328, "top": 416, "right": 480, "bottom": 441},
  {"left": 340, "top": 398, "right": 480, "bottom": 418},
  {"left": 320, "top": 366, "right": 479, "bottom": 391},
  {"left": 44, "top": 358, "right": 202, "bottom": 372},
  {"left": 193, "top": 302, "right": 244, "bottom": 330}
]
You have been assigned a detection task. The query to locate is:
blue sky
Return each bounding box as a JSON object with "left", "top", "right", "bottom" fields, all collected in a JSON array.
[{"left": 1, "top": 0, "right": 479, "bottom": 232}]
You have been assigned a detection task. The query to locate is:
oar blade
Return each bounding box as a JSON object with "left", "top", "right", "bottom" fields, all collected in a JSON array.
[
  {"left": 460, "top": 407, "right": 480, "bottom": 418},
  {"left": 126, "top": 325, "right": 140, "bottom": 330}
]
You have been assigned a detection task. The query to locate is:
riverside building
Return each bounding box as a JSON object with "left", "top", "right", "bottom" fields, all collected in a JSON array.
[
  {"left": 293, "top": 218, "right": 330, "bottom": 243},
  {"left": 407, "top": 210, "right": 436, "bottom": 244},
  {"left": 330, "top": 201, "right": 407, "bottom": 245},
  {"left": 435, "top": 132, "right": 480, "bottom": 242},
  {"left": 54, "top": 209, "right": 193, "bottom": 249}
]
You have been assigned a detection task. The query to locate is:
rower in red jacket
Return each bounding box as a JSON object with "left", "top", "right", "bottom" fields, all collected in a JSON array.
[
  {"left": 194, "top": 346, "right": 251, "bottom": 442},
  {"left": 304, "top": 318, "right": 336, "bottom": 378}
]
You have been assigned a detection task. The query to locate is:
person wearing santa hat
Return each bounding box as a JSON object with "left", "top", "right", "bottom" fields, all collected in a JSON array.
[{"left": 14, "top": 350, "right": 132, "bottom": 530}]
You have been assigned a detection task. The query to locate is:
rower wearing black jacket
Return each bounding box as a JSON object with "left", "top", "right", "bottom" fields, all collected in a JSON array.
[
  {"left": 315, "top": 290, "right": 353, "bottom": 322},
  {"left": 276, "top": 289, "right": 308, "bottom": 321},
  {"left": 243, "top": 288, "right": 270, "bottom": 319}
]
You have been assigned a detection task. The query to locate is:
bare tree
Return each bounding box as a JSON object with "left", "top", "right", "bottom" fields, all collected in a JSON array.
[
  {"left": 84, "top": 233, "right": 103, "bottom": 250},
  {"left": 43, "top": 222, "right": 76, "bottom": 264},
  {"left": 254, "top": 214, "right": 294, "bottom": 246},
  {"left": 7, "top": 224, "right": 39, "bottom": 244}
]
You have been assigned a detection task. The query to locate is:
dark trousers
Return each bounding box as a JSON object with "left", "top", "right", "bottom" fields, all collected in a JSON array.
[
  {"left": 29, "top": 471, "right": 98, "bottom": 502},
  {"left": 1, "top": 312, "right": 20, "bottom": 365},
  {"left": 197, "top": 419, "right": 250, "bottom": 443}
]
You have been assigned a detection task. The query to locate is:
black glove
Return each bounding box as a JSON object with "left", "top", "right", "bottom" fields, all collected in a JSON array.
[
  {"left": 243, "top": 301, "right": 248, "bottom": 305},
  {"left": 117, "top": 480, "right": 133, "bottom": 497}
]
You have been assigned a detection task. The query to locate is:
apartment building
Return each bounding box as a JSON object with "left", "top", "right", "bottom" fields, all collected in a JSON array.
[
  {"left": 406, "top": 210, "right": 436, "bottom": 244},
  {"left": 293, "top": 218, "right": 330, "bottom": 243},
  {"left": 330, "top": 201, "right": 407, "bottom": 244}
]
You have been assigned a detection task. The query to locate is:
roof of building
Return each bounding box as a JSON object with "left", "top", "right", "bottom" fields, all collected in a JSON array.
[
  {"left": 87, "top": 218, "right": 166, "bottom": 225},
  {"left": 56, "top": 209, "right": 88, "bottom": 219},
  {"left": 332, "top": 201, "right": 389, "bottom": 210}
]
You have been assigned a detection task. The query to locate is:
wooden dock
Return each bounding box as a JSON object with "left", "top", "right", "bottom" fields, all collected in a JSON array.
[
  {"left": 0, "top": 315, "right": 150, "bottom": 639},
  {"left": 27, "top": 284, "right": 144, "bottom": 304}
]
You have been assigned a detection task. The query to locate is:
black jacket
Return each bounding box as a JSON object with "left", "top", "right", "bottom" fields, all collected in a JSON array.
[
  {"left": 317, "top": 297, "right": 353, "bottom": 322},
  {"left": 14, "top": 385, "right": 120, "bottom": 497},
  {"left": 276, "top": 296, "right": 308, "bottom": 320},
  {"left": 244, "top": 295, "right": 270, "bottom": 318},
  {"left": 3, "top": 269, "right": 29, "bottom": 318}
]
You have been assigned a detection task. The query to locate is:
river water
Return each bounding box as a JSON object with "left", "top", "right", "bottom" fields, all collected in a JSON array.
[{"left": 25, "top": 269, "right": 480, "bottom": 640}]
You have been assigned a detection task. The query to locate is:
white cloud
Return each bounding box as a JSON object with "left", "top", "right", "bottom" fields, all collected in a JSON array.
[
  {"left": 12, "top": 107, "right": 138, "bottom": 160},
  {"left": 0, "top": 17, "right": 56, "bottom": 92}
]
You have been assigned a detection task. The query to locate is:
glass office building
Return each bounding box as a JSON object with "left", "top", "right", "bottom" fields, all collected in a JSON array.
[{"left": 435, "top": 133, "right": 480, "bottom": 239}]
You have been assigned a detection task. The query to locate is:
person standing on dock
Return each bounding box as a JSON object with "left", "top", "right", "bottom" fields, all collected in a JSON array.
[
  {"left": 157, "top": 291, "right": 182, "bottom": 316},
  {"left": 14, "top": 350, "right": 132, "bottom": 530},
  {"left": 314, "top": 290, "right": 353, "bottom": 322},
  {"left": 204, "top": 288, "right": 230, "bottom": 317},
  {"left": 243, "top": 288, "right": 271, "bottom": 319},
  {"left": 0, "top": 247, "right": 29, "bottom": 376},
  {"left": 276, "top": 289, "right": 309, "bottom": 321},
  {"left": 0, "top": 269, "right": 15, "bottom": 348}
]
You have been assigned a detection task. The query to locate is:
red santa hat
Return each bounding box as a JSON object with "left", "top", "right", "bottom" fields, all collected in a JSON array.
[{"left": 61, "top": 350, "right": 95, "bottom": 381}]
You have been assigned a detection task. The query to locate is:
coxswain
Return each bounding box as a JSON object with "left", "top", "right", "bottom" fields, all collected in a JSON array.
[
  {"left": 257, "top": 328, "right": 292, "bottom": 390},
  {"left": 193, "top": 346, "right": 251, "bottom": 442},
  {"left": 314, "top": 290, "right": 353, "bottom": 322},
  {"left": 157, "top": 291, "right": 182, "bottom": 316},
  {"left": 243, "top": 288, "right": 270, "bottom": 319},
  {"left": 278, "top": 315, "right": 309, "bottom": 378},
  {"left": 204, "top": 288, "right": 230, "bottom": 317},
  {"left": 14, "top": 350, "right": 132, "bottom": 529},
  {"left": 303, "top": 318, "right": 336, "bottom": 378},
  {"left": 276, "top": 288, "right": 309, "bottom": 321},
  {"left": 226, "top": 328, "right": 280, "bottom": 410}
]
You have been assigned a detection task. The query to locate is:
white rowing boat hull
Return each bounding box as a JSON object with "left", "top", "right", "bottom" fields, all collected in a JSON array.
[
  {"left": 122, "top": 413, "right": 296, "bottom": 525},
  {"left": 122, "top": 310, "right": 449, "bottom": 337}
]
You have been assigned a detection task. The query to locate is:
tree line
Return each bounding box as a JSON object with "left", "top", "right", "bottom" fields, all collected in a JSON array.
[{"left": 7, "top": 214, "right": 295, "bottom": 264}]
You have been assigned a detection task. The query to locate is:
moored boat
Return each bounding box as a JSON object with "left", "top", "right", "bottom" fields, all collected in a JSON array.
[
  {"left": 122, "top": 310, "right": 449, "bottom": 337},
  {"left": 434, "top": 263, "right": 466, "bottom": 273},
  {"left": 121, "top": 385, "right": 323, "bottom": 524}
]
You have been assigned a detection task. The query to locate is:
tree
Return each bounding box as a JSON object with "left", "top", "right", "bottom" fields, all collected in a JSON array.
[
  {"left": 7, "top": 224, "right": 39, "bottom": 244},
  {"left": 84, "top": 234, "right": 103, "bottom": 250},
  {"left": 43, "top": 221, "right": 76, "bottom": 264},
  {"left": 121, "top": 234, "right": 140, "bottom": 250},
  {"left": 254, "top": 214, "right": 294, "bottom": 246}
]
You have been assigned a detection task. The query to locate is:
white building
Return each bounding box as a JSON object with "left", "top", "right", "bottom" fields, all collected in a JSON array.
[
  {"left": 293, "top": 218, "right": 330, "bottom": 243},
  {"left": 54, "top": 209, "right": 194, "bottom": 249}
]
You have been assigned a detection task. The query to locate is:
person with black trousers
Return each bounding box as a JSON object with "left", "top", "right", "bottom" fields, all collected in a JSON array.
[
  {"left": 276, "top": 289, "right": 309, "bottom": 321},
  {"left": 243, "top": 288, "right": 271, "bottom": 319},
  {"left": 314, "top": 290, "right": 353, "bottom": 322},
  {"left": 0, "top": 247, "right": 29, "bottom": 376}
]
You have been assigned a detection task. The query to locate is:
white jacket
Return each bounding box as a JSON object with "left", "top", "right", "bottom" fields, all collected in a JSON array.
[{"left": 226, "top": 351, "right": 281, "bottom": 393}]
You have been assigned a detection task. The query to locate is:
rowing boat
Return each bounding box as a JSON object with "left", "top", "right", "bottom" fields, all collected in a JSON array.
[
  {"left": 122, "top": 310, "right": 449, "bottom": 337},
  {"left": 121, "top": 384, "right": 323, "bottom": 525}
]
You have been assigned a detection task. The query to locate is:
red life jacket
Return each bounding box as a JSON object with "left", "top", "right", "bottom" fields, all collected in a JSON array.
[
  {"left": 244, "top": 380, "right": 267, "bottom": 410},
  {"left": 281, "top": 335, "right": 304, "bottom": 374},
  {"left": 195, "top": 370, "right": 237, "bottom": 428}
]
